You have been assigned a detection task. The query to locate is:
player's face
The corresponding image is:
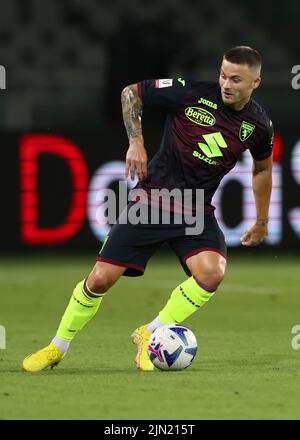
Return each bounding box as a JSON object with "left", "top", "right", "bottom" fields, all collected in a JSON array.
[{"left": 219, "top": 59, "right": 261, "bottom": 110}]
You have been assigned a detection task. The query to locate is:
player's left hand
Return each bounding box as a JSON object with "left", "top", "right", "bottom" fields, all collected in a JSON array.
[{"left": 240, "top": 221, "right": 268, "bottom": 246}]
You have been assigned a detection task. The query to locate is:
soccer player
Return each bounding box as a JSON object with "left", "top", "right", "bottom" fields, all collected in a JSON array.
[{"left": 22, "top": 46, "right": 273, "bottom": 372}]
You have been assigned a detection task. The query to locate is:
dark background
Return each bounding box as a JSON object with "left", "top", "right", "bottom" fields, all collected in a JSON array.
[{"left": 0, "top": 0, "right": 299, "bottom": 251}]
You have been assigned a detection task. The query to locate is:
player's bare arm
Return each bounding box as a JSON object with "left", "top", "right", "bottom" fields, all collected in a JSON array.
[
  {"left": 241, "top": 155, "right": 273, "bottom": 246},
  {"left": 121, "top": 84, "right": 148, "bottom": 181}
]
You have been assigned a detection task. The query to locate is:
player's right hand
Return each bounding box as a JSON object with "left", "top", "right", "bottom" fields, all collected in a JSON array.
[{"left": 125, "top": 138, "right": 148, "bottom": 181}]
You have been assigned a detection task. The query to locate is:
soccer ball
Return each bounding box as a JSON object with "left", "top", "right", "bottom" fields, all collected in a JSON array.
[{"left": 147, "top": 323, "right": 198, "bottom": 371}]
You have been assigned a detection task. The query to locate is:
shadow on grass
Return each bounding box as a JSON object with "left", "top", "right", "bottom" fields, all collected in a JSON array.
[{"left": 2, "top": 353, "right": 289, "bottom": 376}]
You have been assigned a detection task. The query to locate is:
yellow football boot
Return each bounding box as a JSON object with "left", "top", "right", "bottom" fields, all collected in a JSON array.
[
  {"left": 22, "top": 343, "right": 65, "bottom": 372},
  {"left": 131, "top": 324, "right": 154, "bottom": 372}
]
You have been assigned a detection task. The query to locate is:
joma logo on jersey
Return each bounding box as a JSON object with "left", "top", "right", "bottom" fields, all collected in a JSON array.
[
  {"left": 239, "top": 121, "right": 255, "bottom": 141},
  {"left": 185, "top": 107, "right": 216, "bottom": 127},
  {"left": 197, "top": 97, "right": 218, "bottom": 109}
]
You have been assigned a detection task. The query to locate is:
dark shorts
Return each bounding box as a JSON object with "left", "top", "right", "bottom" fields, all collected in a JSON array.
[{"left": 96, "top": 204, "right": 227, "bottom": 277}]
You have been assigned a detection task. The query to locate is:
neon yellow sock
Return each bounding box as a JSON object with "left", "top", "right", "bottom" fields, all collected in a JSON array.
[
  {"left": 159, "top": 276, "right": 215, "bottom": 323},
  {"left": 56, "top": 280, "right": 104, "bottom": 341}
]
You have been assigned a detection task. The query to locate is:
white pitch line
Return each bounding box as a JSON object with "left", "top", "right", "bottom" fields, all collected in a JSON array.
[
  {"left": 0, "top": 275, "right": 283, "bottom": 295},
  {"left": 119, "top": 280, "right": 282, "bottom": 295},
  {"left": 219, "top": 284, "right": 281, "bottom": 295}
]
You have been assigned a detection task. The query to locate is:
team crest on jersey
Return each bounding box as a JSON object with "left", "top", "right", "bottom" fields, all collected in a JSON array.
[
  {"left": 155, "top": 79, "right": 173, "bottom": 88},
  {"left": 239, "top": 121, "right": 255, "bottom": 141}
]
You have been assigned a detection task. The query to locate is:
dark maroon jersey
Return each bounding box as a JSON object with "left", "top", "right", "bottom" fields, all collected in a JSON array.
[{"left": 136, "top": 78, "right": 273, "bottom": 212}]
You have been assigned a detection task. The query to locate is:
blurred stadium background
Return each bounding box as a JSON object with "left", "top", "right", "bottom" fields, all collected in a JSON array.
[
  {"left": 0, "top": 0, "right": 299, "bottom": 251},
  {"left": 0, "top": 0, "right": 300, "bottom": 420}
]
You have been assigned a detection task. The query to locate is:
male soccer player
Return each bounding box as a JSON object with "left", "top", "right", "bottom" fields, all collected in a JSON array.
[{"left": 23, "top": 46, "right": 273, "bottom": 372}]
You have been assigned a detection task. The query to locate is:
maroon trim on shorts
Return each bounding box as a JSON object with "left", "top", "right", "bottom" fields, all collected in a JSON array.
[
  {"left": 183, "top": 247, "right": 227, "bottom": 262},
  {"left": 96, "top": 257, "right": 145, "bottom": 273}
]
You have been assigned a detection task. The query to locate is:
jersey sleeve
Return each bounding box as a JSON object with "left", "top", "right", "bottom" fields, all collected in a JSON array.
[
  {"left": 249, "top": 119, "right": 274, "bottom": 161},
  {"left": 137, "top": 78, "right": 194, "bottom": 110}
]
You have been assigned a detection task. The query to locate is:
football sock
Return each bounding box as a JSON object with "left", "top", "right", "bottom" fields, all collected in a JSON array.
[
  {"left": 158, "top": 276, "right": 215, "bottom": 323},
  {"left": 147, "top": 316, "right": 163, "bottom": 333},
  {"left": 51, "top": 336, "right": 70, "bottom": 353},
  {"left": 55, "top": 279, "right": 105, "bottom": 342}
]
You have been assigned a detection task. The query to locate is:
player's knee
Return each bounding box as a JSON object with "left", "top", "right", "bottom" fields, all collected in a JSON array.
[
  {"left": 207, "top": 268, "right": 225, "bottom": 290},
  {"left": 87, "top": 270, "right": 113, "bottom": 294},
  {"left": 194, "top": 265, "right": 225, "bottom": 291}
]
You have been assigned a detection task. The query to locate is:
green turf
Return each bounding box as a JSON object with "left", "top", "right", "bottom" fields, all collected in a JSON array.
[{"left": 0, "top": 252, "right": 300, "bottom": 420}]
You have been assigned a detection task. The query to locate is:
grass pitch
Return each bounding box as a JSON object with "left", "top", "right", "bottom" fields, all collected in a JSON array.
[{"left": 0, "top": 252, "right": 300, "bottom": 420}]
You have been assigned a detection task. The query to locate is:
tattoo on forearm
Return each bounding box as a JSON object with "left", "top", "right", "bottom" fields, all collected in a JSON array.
[{"left": 121, "top": 86, "right": 143, "bottom": 139}]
